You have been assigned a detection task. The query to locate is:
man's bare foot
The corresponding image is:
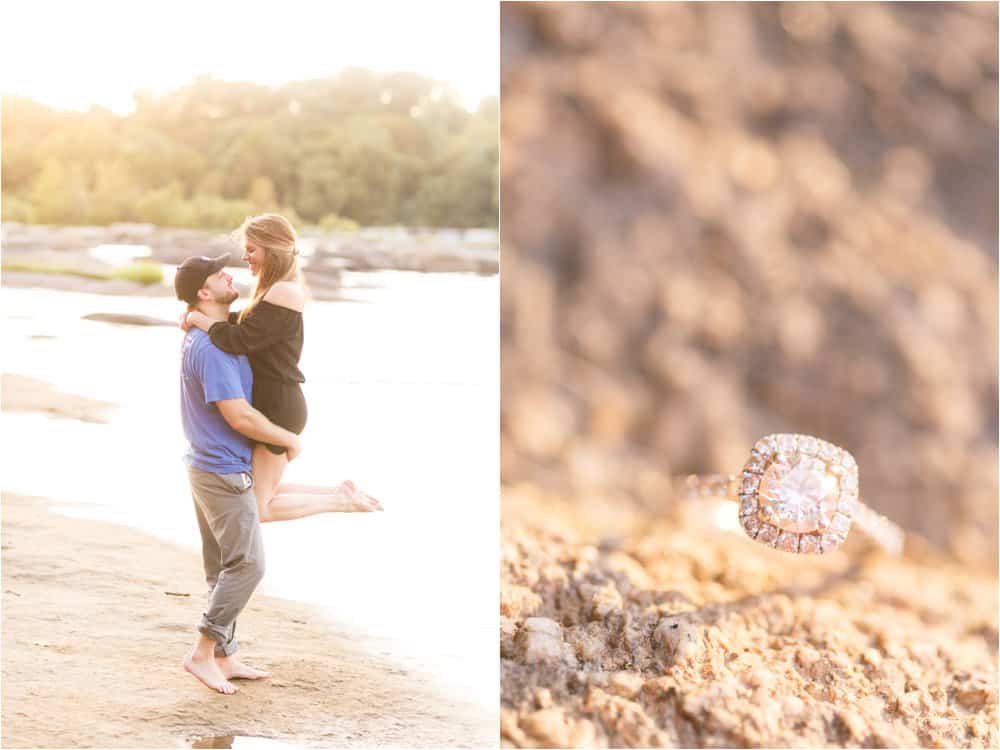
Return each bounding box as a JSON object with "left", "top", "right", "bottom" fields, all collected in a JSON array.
[
  {"left": 216, "top": 655, "right": 271, "bottom": 680},
  {"left": 339, "top": 480, "right": 384, "bottom": 512},
  {"left": 184, "top": 653, "right": 238, "bottom": 694}
]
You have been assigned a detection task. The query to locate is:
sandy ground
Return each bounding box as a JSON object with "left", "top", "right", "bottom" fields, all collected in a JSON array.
[
  {"left": 1, "top": 374, "right": 115, "bottom": 424},
  {"left": 2, "top": 492, "right": 493, "bottom": 748},
  {"left": 500, "top": 488, "right": 998, "bottom": 748},
  {"left": 1, "top": 379, "right": 495, "bottom": 748}
]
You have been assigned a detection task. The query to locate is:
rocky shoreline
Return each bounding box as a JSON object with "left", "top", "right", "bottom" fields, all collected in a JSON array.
[{"left": 1, "top": 222, "right": 498, "bottom": 299}]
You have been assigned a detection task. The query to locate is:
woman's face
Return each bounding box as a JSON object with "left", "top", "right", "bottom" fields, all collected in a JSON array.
[{"left": 242, "top": 241, "right": 266, "bottom": 277}]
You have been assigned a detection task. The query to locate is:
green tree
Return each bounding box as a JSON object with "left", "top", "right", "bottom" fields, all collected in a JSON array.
[
  {"left": 2, "top": 69, "right": 499, "bottom": 229},
  {"left": 2, "top": 192, "right": 35, "bottom": 222},
  {"left": 135, "top": 181, "right": 190, "bottom": 226},
  {"left": 29, "top": 160, "right": 90, "bottom": 224},
  {"left": 188, "top": 195, "right": 256, "bottom": 230},
  {"left": 88, "top": 160, "right": 136, "bottom": 224},
  {"left": 248, "top": 176, "right": 278, "bottom": 211}
]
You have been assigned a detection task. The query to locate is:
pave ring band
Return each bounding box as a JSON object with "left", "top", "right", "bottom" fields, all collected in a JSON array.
[{"left": 677, "top": 434, "right": 905, "bottom": 556}]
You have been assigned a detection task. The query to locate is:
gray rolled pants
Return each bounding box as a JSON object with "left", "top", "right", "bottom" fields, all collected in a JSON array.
[{"left": 188, "top": 467, "right": 265, "bottom": 657}]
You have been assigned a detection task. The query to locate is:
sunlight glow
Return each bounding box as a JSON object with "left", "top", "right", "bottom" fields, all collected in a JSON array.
[{"left": 1, "top": 0, "right": 498, "bottom": 113}]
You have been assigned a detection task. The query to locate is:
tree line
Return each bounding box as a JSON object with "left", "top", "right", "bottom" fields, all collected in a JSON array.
[{"left": 2, "top": 69, "right": 498, "bottom": 230}]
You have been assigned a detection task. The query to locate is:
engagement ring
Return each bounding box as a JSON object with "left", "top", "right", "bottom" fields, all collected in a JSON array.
[{"left": 678, "top": 434, "right": 904, "bottom": 556}]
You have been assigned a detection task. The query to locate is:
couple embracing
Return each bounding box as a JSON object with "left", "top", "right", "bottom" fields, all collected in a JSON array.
[{"left": 174, "top": 213, "right": 382, "bottom": 694}]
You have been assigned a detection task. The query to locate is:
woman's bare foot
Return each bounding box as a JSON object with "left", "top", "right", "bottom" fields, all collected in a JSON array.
[
  {"left": 338, "top": 480, "right": 384, "bottom": 512},
  {"left": 184, "top": 653, "right": 238, "bottom": 694},
  {"left": 216, "top": 655, "right": 271, "bottom": 680}
]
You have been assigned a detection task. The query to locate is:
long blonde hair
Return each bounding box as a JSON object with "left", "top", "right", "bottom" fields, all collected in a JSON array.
[{"left": 234, "top": 213, "right": 304, "bottom": 323}]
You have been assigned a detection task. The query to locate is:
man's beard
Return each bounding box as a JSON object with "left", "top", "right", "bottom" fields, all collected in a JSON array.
[{"left": 215, "top": 289, "right": 239, "bottom": 305}]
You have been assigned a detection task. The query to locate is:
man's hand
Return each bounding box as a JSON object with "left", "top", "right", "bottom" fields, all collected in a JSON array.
[
  {"left": 179, "top": 311, "right": 193, "bottom": 331},
  {"left": 286, "top": 435, "right": 302, "bottom": 462}
]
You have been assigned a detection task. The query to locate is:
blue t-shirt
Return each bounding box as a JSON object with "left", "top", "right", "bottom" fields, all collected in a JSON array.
[{"left": 180, "top": 328, "right": 254, "bottom": 474}]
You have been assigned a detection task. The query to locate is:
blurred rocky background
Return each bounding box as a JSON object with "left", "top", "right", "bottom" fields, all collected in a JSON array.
[
  {"left": 500, "top": 3, "right": 997, "bottom": 747},
  {"left": 501, "top": 1, "right": 997, "bottom": 566}
]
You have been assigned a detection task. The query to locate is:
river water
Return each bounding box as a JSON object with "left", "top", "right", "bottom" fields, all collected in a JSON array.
[{"left": 0, "top": 270, "right": 498, "bottom": 715}]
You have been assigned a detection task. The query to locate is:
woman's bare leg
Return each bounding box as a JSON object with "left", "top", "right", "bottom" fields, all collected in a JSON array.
[
  {"left": 277, "top": 479, "right": 383, "bottom": 511},
  {"left": 251, "top": 446, "right": 289, "bottom": 522},
  {"left": 275, "top": 482, "right": 344, "bottom": 494},
  {"left": 275, "top": 480, "right": 373, "bottom": 496},
  {"left": 252, "top": 445, "right": 382, "bottom": 523}
]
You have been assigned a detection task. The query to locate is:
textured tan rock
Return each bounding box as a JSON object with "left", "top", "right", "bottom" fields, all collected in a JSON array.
[
  {"left": 500, "top": 489, "right": 998, "bottom": 748},
  {"left": 517, "top": 617, "right": 574, "bottom": 666}
]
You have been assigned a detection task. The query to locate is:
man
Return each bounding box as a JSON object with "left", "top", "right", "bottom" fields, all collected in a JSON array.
[{"left": 174, "top": 254, "right": 301, "bottom": 695}]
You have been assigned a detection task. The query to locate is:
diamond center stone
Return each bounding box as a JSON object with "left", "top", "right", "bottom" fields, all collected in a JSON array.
[{"left": 759, "top": 456, "right": 839, "bottom": 533}]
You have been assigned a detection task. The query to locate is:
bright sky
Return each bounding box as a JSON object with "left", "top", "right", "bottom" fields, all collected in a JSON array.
[{"left": 1, "top": 0, "right": 498, "bottom": 114}]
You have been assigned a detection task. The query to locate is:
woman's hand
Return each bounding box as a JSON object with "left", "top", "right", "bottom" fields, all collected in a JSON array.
[
  {"left": 286, "top": 435, "right": 302, "bottom": 462},
  {"left": 179, "top": 311, "right": 192, "bottom": 331},
  {"left": 186, "top": 310, "right": 214, "bottom": 334}
]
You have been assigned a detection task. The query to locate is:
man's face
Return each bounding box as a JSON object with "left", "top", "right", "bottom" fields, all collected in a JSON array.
[{"left": 199, "top": 270, "right": 239, "bottom": 305}]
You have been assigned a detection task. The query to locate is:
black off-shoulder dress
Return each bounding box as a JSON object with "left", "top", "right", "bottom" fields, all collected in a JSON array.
[{"left": 208, "top": 300, "right": 307, "bottom": 455}]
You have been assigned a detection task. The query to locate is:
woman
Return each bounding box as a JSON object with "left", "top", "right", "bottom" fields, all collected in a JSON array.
[{"left": 182, "top": 213, "right": 382, "bottom": 522}]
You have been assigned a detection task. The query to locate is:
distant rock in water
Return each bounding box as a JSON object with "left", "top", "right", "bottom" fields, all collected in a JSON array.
[{"left": 83, "top": 313, "right": 176, "bottom": 327}]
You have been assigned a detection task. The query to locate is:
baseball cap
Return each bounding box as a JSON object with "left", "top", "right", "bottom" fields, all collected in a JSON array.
[{"left": 174, "top": 254, "right": 230, "bottom": 305}]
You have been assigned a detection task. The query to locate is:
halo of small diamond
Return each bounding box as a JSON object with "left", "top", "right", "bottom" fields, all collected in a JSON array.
[
  {"left": 756, "top": 523, "right": 779, "bottom": 546},
  {"left": 799, "top": 436, "right": 819, "bottom": 455},
  {"left": 778, "top": 434, "right": 798, "bottom": 455},
  {"left": 776, "top": 531, "right": 799, "bottom": 553},
  {"left": 741, "top": 513, "right": 761, "bottom": 537},
  {"left": 838, "top": 491, "right": 858, "bottom": 516},
  {"left": 754, "top": 436, "right": 777, "bottom": 459},
  {"left": 738, "top": 434, "right": 858, "bottom": 555},
  {"left": 799, "top": 534, "right": 822, "bottom": 554}
]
